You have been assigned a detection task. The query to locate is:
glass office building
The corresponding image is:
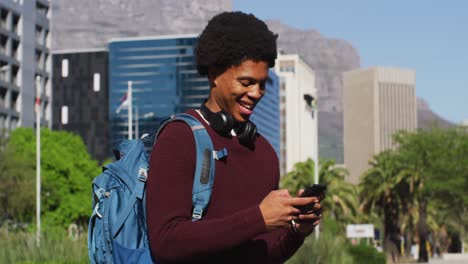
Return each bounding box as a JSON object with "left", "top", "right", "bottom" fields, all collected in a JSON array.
[
  {"left": 109, "top": 35, "right": 279, "bottom": 156},
  {"left": 250, "top": 70, "right": 280, "bottom": 156}
]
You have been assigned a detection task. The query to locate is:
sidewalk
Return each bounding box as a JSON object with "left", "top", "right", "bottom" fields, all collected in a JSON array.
[{"left": 429, "top": 253, "right": 468, "bottom": 264}]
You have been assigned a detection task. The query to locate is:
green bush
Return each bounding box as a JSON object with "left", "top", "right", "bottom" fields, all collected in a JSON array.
[
  {"left": 347, "top": 244, "right": 386, "bottom": 264},
  {"left": 285, "top": 231, "right": 355, "bottom": 264}
]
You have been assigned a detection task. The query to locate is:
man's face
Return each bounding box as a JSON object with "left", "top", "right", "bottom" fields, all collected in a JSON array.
[{"left": 206, "top": 60, "right": 269, "bottom": 122}]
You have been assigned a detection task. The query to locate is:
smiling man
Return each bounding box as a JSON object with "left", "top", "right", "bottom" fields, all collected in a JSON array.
[{"left": 146, "top": 11, "right": 321, "bottom": 264}]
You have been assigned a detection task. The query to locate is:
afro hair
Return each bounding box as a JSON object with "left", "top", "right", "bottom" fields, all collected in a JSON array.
[{"left": 195, "top": 11, "right": 278, "bottom": 76}]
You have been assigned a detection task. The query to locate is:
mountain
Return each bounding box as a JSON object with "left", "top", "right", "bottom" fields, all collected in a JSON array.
[
  {"left": 266, "top": 20, "right": 360, "bottom": 162},
  {"left": 265, "top": 21, "right": 454, "bottom": 162},
  {"left": 417, "top": 98, "right": 453, "bottom": 129},
  {"left": 51, "top": 0, "right": 232, "bottom": 50},
  {"left": 50, "top": 1, "right": 453, "bottom": 162}
]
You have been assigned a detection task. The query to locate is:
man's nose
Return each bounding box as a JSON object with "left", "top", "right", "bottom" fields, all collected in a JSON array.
[{"left": 247, "top": 83, "right": 264, "bottom": 99}]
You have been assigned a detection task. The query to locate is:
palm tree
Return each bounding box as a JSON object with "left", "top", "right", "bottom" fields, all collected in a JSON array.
[
  {"left": 319, "top": 159, "right": 359, "bottom": 225},
  {"left": 360, "top": 150, "right": 409, "bottom": 263},
  {"left": 280, "top": 159, "right": 359, "bottom": 228}
]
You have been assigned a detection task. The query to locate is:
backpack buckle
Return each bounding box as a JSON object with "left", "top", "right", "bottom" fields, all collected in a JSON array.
[
  {"left": 94, "top": 203, "right": 103, "bottom": 218},
  {"left": 138, "top": 168, "right": 147, "bottom": 182},
  {"left": 213, "top": 148, "right": 228, "bottom": 160},
  {"left": 192, "top": 207, "right": 203, "bottom": 220}
]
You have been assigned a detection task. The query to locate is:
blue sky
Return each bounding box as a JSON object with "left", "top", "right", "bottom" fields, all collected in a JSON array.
[{"left": 234, "top": 0, "right": 468, "bottom": 123}]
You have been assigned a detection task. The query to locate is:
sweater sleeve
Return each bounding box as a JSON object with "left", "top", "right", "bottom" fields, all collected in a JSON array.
[
  {"left": 146, "top": 121, "right": 267, "bottom": 263},
  {"left": 259, "top": 229, "right": 307, "bottom": 263},
  {"left": 254, "top": 156, "right": 307, "bottom": 263}
]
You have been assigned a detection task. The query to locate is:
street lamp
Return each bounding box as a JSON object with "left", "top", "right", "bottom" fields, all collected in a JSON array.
[{"left": 304, "top": 94, "right": 319, "bottom": 239}]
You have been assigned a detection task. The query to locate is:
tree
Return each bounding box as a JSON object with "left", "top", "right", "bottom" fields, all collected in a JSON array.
[
  {"left": 0, "top": 132, "right": 36, "bottom": 227},
  {"left": 361, "top": 126, "right": 468, "bottom": 262},
  {"left": 280, "top": 158, "right": 359, "bottom": 228},
  {"left": 1, "top": 128, "right": 101, "bottom": 231},
  {"left": 319, "top": 159, "right": 359, "bottom": 225},
  {"left": 360, "top": 150, "right": 408, "bottom": 263}
]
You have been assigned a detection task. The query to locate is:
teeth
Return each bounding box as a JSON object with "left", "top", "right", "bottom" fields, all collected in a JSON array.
[{"left": 239, "top": 101, "right": 253, "bottom": 110}]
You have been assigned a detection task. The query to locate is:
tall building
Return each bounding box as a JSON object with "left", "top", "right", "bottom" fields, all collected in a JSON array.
[
  {"left": 343, "top": 67, "right": 417, "bottom": 183},
  {"left": 0, "top": 0, "right": 51, "bottom": 133},
  {"left": 52, "top": 49, "right": 110, "bottom": 162},
  {"left": 250, "top": 70, "right": 280, "bottom": 156},
  {"left": 108, "top": 35, "right": 280, "bottom": 154},
  {"left": 274, "top": 54, "right": 318, "bottom": 176}
]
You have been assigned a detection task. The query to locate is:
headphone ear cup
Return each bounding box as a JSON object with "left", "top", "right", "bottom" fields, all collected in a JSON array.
[
  {"left": 211, "top": 110, "right": 235, "bottom": 135},
  {"left": 237, "top": 121, "right": 257, "bottom": 145}
]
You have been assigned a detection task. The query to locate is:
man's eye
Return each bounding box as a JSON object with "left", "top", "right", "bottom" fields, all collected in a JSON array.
[{"left": 240, "top": 81, "right": 251, "bottom": 87}]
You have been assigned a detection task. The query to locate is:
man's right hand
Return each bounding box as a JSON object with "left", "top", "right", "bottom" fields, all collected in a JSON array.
[{"left": 259, "top": 189, "right": 317, "bottom": 230}]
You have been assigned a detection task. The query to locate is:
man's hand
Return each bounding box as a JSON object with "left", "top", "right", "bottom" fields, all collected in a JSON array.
[
  {"left": 259, "top": 189, "right": 316, "bottom": 230},
  {"left": 292, "top": 189, "right": 323, "bottom": 235}
]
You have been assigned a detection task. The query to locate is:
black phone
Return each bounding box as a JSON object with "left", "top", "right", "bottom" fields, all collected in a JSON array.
[
  {"left": 296, "top": 184, "right": 327, "bottom": 213},
  {"left": 300, "top": 184, "right": 327, "bottom": 198}
]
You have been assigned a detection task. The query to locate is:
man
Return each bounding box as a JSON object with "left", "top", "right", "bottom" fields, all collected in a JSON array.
[{"left": 146, "top": 11, "right": 321, "bottom": 264}]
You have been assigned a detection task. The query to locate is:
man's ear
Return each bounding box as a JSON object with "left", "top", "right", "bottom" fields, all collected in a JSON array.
[{"left": 208, "top": 69, "right": 218, "bottom": 88}]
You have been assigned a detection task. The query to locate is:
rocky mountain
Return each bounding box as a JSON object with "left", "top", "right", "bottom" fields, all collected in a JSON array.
[
  {"left": 266, "top": 21, "right": 453, "bottom": 162},
  {"left": 50, "top": 0, "right": 452, "bottom": 162},
  {"left": 266, "top": 20, "right": 361, "bottom": 113},
  {"left": 417, "top": 98, "right": 453, "bottom": 129},
  {"left": 50, "top": 0, "right": 232, "bottom": 50},
  {"left": 266, "top": 20, "right": 360, "bottom": 162}
]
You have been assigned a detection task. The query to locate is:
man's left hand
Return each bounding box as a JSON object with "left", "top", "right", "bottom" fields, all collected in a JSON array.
[{"left": 292, "top": 189, "right": 323, "bottom": 235}]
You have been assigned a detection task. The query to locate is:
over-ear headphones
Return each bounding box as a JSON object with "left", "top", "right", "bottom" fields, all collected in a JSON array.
[{"left": 200, "top": 102, "right": 257, "bottom": 146}]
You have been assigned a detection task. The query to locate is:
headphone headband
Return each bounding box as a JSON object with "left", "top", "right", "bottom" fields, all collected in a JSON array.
[{"left": 199, "top": 102, "right": 257, "bottom": 146}]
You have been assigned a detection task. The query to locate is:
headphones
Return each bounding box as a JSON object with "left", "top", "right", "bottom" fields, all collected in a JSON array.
[{"left": 200, "top": 102, "right": 257, "bottom": 146}]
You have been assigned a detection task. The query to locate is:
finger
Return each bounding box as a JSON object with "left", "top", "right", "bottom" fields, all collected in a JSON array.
[
  {"left": 288, "top": 196, "right": 317, "bottom": 206},
  {"left": 290, "top": 207, "right": 301, "bottom": 215},
  {"left": 313, "top": 202, "right": 321, "bottom": 211},
  {"left": 298, "top": 213, "right": 320, "bottom": 221},
  {"left": 313, "top": 219, "right": 321, "bottom": 226},
  {"left": 297, "top": 188, "right": 304, "bottom": 197},
  {"left": 318, "top": 193, "right": 326, "bottom": 201}
]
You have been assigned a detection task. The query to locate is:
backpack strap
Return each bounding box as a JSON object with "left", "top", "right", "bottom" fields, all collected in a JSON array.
[
  {"left": 157, "top": 113, "right": 228, "bottom": 221},
  {"left": 111, "top": 167, "right": 148, "bottom": 239}
]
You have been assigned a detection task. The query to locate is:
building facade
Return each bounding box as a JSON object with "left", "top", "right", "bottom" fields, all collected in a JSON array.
[
  {"left": 0, "top": 0, "right": 51, "bottom": 133},
  {"left": 274, "top": 54, "right": 318, "bottom": 176},
  {"left": 343, "top": 67, "right": 417, "bottom": 183},
  {"left": 52, "top": 50, "right": 110, "bottom": 162},
  {"left": 250, "top": 70, "right": 280, "bottom": 156},
  {"left": 108, "top": 35, "right": 280, "bottom": 155}
]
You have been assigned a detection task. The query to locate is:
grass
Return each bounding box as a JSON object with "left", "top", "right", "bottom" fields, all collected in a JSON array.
[{"left": 0, "top": 230, "right": 88, "bottom": 264}]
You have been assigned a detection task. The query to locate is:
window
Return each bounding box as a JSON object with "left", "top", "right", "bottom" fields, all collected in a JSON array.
[
  {"left": 61, "top": 106, "right": 69, "bottom": 125},
  {"left": 93, "top": 73, "right": 100, "bottom": 92},
  {"left": 61, "top": 59, "right": 69, "bottom": 77}
]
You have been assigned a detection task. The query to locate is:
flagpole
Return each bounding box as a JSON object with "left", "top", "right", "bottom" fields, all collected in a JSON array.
[
  {"left": 128, "top": 81, "right": 132, "bottom": 139},
  {"left": 35, "top": 76, "right": 41, "bottom": 247},
  {"left": 135, "top": 106, "right": 139, "bottom": 139}
]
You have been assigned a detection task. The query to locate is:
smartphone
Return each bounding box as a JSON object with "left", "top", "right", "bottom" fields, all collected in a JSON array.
[
  {"left": 296, "top": 184, "right": 327, "bottom": 213},
  {"left": 300, "top": 184, "right": 327, "bottom": 198}
]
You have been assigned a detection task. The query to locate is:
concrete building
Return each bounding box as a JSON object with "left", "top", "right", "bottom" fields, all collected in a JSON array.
[
  {"left": 274, "top": 54, "right": 318, "bottom": 176},
  {"left": 52, "top": 49, "right": 110, "bottom": 162},
  {"left": 0, "top": 0, "right": 51, "bottom": 133},
  {"left": 343, "top": 67, "right": 417, "bottom": 183},
  {"left": 108, "top": 35, "right": 280, "bottom": 155}
]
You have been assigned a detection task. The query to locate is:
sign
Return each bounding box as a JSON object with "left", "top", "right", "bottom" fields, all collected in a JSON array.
[{"left": 346, "top": 224, "right": 374, "bottom": 238}]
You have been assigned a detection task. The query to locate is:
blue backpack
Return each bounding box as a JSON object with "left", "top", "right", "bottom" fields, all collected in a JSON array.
[{"left": 87, "top": 113, "right": 227, "bottom": 264}]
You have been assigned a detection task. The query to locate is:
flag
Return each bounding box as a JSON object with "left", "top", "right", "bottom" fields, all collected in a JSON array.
[{"left": 115, "top": 93, "right": 129, "bottom": 114}]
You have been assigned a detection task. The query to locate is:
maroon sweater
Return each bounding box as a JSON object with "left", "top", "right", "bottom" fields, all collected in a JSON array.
[{"left": 146, "top": 110, "right": 305, "bottom": 264}]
